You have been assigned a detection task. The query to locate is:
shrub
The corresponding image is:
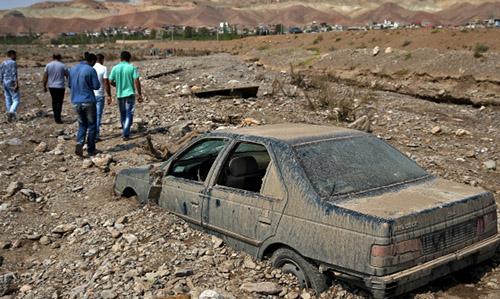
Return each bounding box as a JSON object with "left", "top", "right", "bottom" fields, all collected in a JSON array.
[
  {"left": 312, "top": 34, "right": 324, "bottom": 45},
  {"left": 473, "top": 43, "right": 489, "bottom": 58}
]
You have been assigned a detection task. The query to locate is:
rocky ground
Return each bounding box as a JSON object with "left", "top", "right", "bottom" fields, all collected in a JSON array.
[{"left": 0, "top": 53, "right": 499, "bottom": 299}]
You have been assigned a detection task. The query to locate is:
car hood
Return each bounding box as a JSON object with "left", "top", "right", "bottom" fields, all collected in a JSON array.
[{"left": 336, "top": 178, "right": 494, "bottom": 223}]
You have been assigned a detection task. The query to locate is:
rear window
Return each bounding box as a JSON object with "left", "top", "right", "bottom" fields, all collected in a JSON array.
[{"left": 295, "top": 136, "right": 428, "bottom": 198}]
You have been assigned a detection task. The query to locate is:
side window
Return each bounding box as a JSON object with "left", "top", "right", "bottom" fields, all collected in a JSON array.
[
  {"left": 217, "top": 142, "right": 271, "bottom": 193},
  {"left": 168, "top": 139, "right": 227, "bottom": 182},
  {"left": 260, "top": 161, "right": 285, "bottom": 199}
]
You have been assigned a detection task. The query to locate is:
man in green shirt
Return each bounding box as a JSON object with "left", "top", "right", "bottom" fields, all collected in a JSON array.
[{"left": 109, "top": 51, "right": 143, "bottom": 141}]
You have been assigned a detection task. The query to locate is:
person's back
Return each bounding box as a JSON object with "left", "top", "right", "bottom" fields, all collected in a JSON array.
[
  {"left": 109, "top": 51, "right": 142, "bottom": 141},
  {"left": 109, "top": 61, "right": 138, "bottom": 98},
  {"left": 45, "top": 60, "right": 66, "bottom": 89},
  {"left": 69, "top": 62, "right": 100, "bottom": 103}
]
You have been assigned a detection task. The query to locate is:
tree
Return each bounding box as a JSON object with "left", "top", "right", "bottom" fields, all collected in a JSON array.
[{"left": 184, "top": 26, "right": 193, "bottom": 39}]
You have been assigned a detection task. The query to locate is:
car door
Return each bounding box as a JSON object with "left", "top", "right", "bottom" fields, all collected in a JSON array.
[
  {"left": 159, "top": 137, "right": 230, "bottom": 226},
  {"left": 202, "top": 140, "right": 287, "bottom": 248}
]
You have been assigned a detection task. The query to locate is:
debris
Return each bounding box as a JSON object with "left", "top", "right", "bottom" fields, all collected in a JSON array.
[
  {"left": 385, "top": 47, "right": 393, "bottom": 54},
  {"left": 240, "top": 282, "right": 282, "bottom": 295},
  {"left": 193, "top": 86, "right": 259, "bottom": 99},
  {"left": 122, "top": 233, "right": 138, "bottom": 244},
  {"left": 431, "top": 126, "right": 442, "bottom": 134},
  {"left": 34, "top": 142, "right": 48, "bottom": 153},
  {"left": 347, "top": 115, "right": 371, "bottom": 132},
  {"left": 145, "top": 68, "right": 183, "bottom": 80},
  {"left": 51, "top": 224, "right": 76, "bottom": 235},
  {"left": 455, "top": 129, "right": 471, "bottom": 136},
  {"left": 174, "top": 268, "right": 194, "bottom": 277},
  {"left": 212, "top": 236, "right": 224, "bottom": 248},
  {"left": 0, "top": 272, "right": 16, "bottom": 296},
  {"left": 483, "top": 160, "right": 496, "bottom": 170},
  {"left": 241, "top": 118, "right": 261, "bottom": 127},
  {"left": 5, "top": 181, "right": 23, "bottom": 197},
  {"left": 372, "top": 46, "right": 380, "bottom": 56},
  {"left": 199, "top": 289, "right": 223, "bottom": 299}
]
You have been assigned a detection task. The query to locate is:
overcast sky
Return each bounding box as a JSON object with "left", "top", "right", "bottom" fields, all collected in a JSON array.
[{"left": 0, "top": 0, "right": 69, "bottom": 9}]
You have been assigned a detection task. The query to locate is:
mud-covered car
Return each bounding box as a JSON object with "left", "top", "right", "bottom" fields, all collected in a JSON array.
[{"left": 114, "top": 124, "right": 499, "bottom": 298}]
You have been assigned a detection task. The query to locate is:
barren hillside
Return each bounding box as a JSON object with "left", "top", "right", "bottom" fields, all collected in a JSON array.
[{"left": 0, "top": 0, "right": 499, "bottom": 34}]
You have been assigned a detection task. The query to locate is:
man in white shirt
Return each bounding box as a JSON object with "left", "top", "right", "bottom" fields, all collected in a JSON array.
[{"left": 93, "top": 53, "right": 112, "bottom": 141}]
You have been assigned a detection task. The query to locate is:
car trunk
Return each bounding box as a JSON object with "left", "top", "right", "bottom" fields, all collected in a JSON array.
[{"left": 336, "top": 178, "right": 497, "bottom": 270}]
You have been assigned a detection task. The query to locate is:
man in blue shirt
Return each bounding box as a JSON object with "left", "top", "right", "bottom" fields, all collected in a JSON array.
[
  {"left": 69, "top": 53, "right": 100, "bottom": 157},
  {"left": 0, "top": 50, "right": 20, "bottom": 122}
]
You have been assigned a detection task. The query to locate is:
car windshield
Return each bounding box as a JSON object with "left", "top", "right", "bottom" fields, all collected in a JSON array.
[{"left": 295, "top": 136, "right": 428, "bottom": 198}]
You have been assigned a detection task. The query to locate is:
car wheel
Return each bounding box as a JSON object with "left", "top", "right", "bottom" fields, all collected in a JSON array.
[{"left": 271, "top": 248, "right": 330, "bottom": 294}]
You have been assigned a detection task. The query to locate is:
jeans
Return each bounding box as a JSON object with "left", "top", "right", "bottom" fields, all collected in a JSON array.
[
  {"left": 73, "top": 102, "right": 97, "bottom": 154},
  {"left": 49, "top": 88, "right": 65, "bottom": 123},
  {"left": 118, "top": 95, "right": 135, "bottom": 138},
  {"left": 3, "top": 83, "right": 20, "bottom": 114},
  {"left": 95, "top": 96, "right": 105, "bottom": 139}
]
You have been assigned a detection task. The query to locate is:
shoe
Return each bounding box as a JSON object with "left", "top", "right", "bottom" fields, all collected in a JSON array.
[
  {"left": 122, "top": 136, "right": 130, "bottom": 141},
  {"left": 88, "top": 149, "right": 102, "bottom": 157},
  {"left": 6, "top": 113, "right": 14, "bottom": 123},
  {"left": 75, "top": 143, "right": 84, "bottom": 157},
  {"left": 55, "top": 120, "right": 64, "bottom": 124},
  {"left": 95, "top": 137, "right": 102, "bottom": 143}
]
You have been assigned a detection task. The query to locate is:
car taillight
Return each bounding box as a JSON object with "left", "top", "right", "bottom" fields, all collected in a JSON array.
[
  {"left": 477, "top": 211, "right": 497, "bottom": 235},
  {"left": 371, "top": 239, "right": 423, "bottom": 267}
]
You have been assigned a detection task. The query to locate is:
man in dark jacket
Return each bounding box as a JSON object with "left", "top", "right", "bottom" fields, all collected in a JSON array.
[{"left": 69, "top": 53, "right": 100, "bottom": 157}]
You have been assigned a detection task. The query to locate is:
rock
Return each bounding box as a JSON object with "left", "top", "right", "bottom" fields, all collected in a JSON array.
[
  {"left": 483, "top": 160, "right": 496, "bottom": 170},
  {"left": 431, "top": 126, "right": 441, "bottom": 134},
  {"left": 212, "top": 236, "right": 223, "bottom": 248},
  {"left": 100, "top": 290, "right": 117, "bottom": 299},
  {"left": 243, "top": 256, "right": 257, "bottom": 269},
  {"left": 180, "top": 85, "right": 192, "bottom": 96},
  {"left": 82, "top": 159, "right": 94, "bottom": 169},
  {"left": 51, "top": 224, "right": 76, "bottom": 235},
  {"left": 0, "top": 272, "right": 16, "bottom": 296},
  {"left": 372, "top": 46, "right": 380, "bottom": 56},
  {"left": 6, "top": 138, "right": 22, "bottom": 146},
  {"left": 0, "top": 203, "right": 11, "bottom": 212},
  {"left": 34, "top": 142, "right": 48, "bottom": 153},
  {"left": 5, "top": 181, "right": 23, "bottom": 197},
  {"left": 91, "top": 154, "right": 113, "bottom": 169},
  {"left": 455, "top": 129, "right": 471, "bottom": 136},
  {"left": 300, "top": 290, "right": 312, "bottom": 299},
  {"left": 123, "top": 233, "right": 138, "bottom": 244},
  {"left": 174, "top": 268, "right": 194, "bottom": 277},
  {"left": 39, "top": 236, "right": 51, "bottom": 245},
  {"left": 19, "top": 285, "right": 31, "bottom": 293},
  {"left": 26, "top": 233, "right": 41, "bottom": 241},
  {"left": 199, "top": 290, "right": 223, "bottom": 299},
  {"left": 287, "top": 291, "right": 299, "bottom": 299},
  {"left": 116, "top": 215, "right": 128, "bottom": 224},
  {"left": 240, "top": 282, "right": 281, "bottom": 295},
  {"left": 384, "top": 47, "right": 393, "bottom": 54},
  {"left": 109, "top": 229, "right": 122, "bottom": 239},
  {"left": 169, "top": 121, "right": 192, "bottom": 138}
]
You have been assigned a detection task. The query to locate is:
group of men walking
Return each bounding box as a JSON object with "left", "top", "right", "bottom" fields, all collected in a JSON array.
[{"left": 1, "top": 50, "right": 143, "bottom": 157}]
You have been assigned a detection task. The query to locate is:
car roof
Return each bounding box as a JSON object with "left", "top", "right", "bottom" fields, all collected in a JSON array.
[{"left": 212, "top": 123, "right": 366, "bottom": 145}]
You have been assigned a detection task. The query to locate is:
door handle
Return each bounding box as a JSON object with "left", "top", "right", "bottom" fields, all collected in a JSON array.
[{"left": 258, "top": 216, "right": 272, "bottom": 225}]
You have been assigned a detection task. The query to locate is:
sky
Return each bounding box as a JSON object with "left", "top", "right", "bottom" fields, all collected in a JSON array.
[{"left": 0, "top": 0, "right": 69, "bottom": 9}]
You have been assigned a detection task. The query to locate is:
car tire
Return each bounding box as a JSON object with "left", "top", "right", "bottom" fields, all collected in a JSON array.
[{"left": 271, "top": 248, "right": 330, "bottom": 294}]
